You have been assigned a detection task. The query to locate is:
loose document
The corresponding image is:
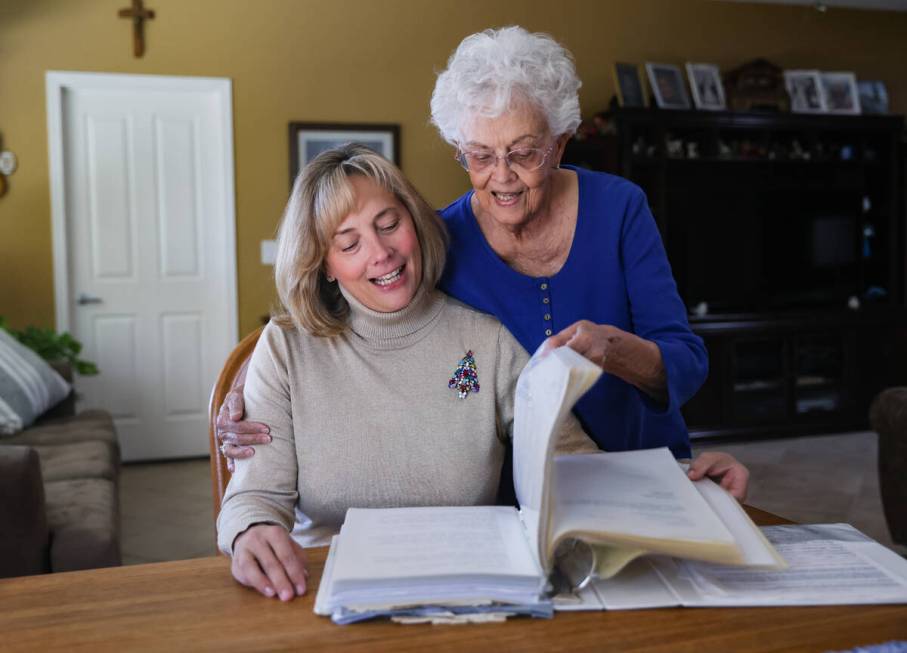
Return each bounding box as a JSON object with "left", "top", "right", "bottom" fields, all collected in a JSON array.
[{"left": 558, "top": 523, "right": 907, "bottom": 610}]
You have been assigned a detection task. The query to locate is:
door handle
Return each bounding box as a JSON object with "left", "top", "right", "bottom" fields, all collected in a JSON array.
[{"left": 77, "top": 293, "right": 103, "bottom": 306}]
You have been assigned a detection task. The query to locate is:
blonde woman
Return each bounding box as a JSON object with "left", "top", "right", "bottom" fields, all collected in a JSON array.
[{"left": 216, "top": 144, "right": 596, "bottom": 602}]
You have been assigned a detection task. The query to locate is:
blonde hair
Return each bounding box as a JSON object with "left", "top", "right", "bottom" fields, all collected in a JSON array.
[{"left": 272, "top": 144, "right": 448, "bottom": 337}]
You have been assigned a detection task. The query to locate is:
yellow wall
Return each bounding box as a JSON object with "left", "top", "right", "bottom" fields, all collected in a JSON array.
[{"left": 1, "top": 0, "right": 906, "bottom": 336}]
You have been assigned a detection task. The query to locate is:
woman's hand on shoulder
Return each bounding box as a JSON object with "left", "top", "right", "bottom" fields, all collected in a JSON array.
[
  {"left": 231, "top": 524, "right": 309, "bottom": 601},
  {"left": 687, "top": 452, "right": 749, "bottom": 502},
  {"left": 215, "top": 385, "right": 271, "bottom": 472}
]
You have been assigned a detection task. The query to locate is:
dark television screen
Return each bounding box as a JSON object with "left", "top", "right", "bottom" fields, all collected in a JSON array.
[
  {"left": 812, "top": 216, "right": 855, "bottom": 268},
  {"left": 668, "top": 190, "right": 861, "bottom": 314}
]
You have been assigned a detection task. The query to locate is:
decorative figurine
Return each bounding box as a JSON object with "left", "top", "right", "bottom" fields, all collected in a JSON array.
[
  {"left": 723, "top": 58, "right": 789, "bottom": 112},
  {"left": 665, "top": 134, "right": 684, "bottom": 158}
]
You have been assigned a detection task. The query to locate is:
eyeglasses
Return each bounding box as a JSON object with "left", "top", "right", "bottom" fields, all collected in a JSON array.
[{"left": 456, "top": 144, "right": 555, "bottom": 173}]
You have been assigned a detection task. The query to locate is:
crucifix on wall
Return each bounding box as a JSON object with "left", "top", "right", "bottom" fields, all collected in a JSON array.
[{"left": 118, "top": 0, "right": 155, "bottom": 58}]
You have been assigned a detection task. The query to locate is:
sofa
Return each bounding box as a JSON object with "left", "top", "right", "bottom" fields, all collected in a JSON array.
[{"left": 0, "top": 344, "right": 121, "bottom": 578}]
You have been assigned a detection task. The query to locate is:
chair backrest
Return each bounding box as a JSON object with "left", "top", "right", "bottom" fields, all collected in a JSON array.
[
  {"left": 870, "top": 387, "right": 907, "bottom": 547},
  {"left": 207, "top": 326, "right": 263, "bottom": 524}
]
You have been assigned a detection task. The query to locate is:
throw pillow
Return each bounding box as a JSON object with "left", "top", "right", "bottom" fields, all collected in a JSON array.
[{"left": 0, "top": 328, "right": 72, "bottom": 435}]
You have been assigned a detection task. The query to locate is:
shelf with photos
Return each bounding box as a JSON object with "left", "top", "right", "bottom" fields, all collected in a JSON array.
[
  {"left": 607, "top": 58, "right": 891, "bottom": 117},
  {"left": 572, "top": 59, "right": 896, "bottom": 167},
  {"left": 565, "top": 60, "right": 905, "bottom": 441}
]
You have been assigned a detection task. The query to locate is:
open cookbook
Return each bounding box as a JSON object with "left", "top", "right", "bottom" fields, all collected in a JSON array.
[{"left": 314, "top": 345, "right": 794, "bottom": 623}]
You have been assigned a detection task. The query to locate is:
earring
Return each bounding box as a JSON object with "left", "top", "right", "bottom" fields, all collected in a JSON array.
[{"left": 326, "top": 274, "right": 335, "bottom": 283}]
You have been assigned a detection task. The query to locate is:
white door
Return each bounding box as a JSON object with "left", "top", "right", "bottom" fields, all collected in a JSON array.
[{"left": 46, "top": 72, "right": 237, "bottom": 461}]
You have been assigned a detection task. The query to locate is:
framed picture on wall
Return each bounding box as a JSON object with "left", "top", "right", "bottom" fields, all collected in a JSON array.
[
  {"left": 858, "top": 80, "right": 889, "bottom": 114},
  {"left": 784, "top": 70, "right": 827, "bottom": 113},
  {"left": 644, "top": 63, "right": 691, "bottom": 110},
  {"left": 288, "top": 122, "right": 400, "bottom": 188},
  {"left": 821, "top": 72, "right": 861, "bottom": 115},
  {"left": 685, "top": 63, "right": 726, "bottom": 111},
  {"left": 613, "top": 62, "right": 646, "bottom": 107}
]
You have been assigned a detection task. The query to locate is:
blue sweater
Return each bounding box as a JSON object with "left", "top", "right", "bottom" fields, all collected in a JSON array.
[{"left": 439, "top": 166, "right": 706, "bottom": 458}]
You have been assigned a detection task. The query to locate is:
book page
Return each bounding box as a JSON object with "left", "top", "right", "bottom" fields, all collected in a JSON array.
[
  {"left": 331, "top": 506, "right": 541, "bottom": 582},
  {"left": 561, "top": 523, "right": 907, "bottom": 611},
  {"left": 589, "top": 557, "right": 680, "bottom": 610},
  {"left": 550, "top": 448, "right": 744, "bottom": 565},
  {"left": 659, "top": 523, "right": 907, "bottom": 606},
  {"left": 313, "top": 536, "right": 339, "bottom": 616},
  {"left": 693, "top": 475, "right": 787, "bottom": 568},
  {"left": 554, "top": 557, "right": 680, "bottom": 611},
  {"left": 512, "top": 346, "right": 601, "bottom": 571}
]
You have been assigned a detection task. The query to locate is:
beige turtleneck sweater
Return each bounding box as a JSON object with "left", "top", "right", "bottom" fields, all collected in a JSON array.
[{"left": 217, "top": 287, "right": 596, "bottom": 554}]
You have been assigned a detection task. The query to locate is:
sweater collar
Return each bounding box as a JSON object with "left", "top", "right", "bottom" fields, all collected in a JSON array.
[{"left": 339, "top": 284, "right": 445, "bottom": 346}]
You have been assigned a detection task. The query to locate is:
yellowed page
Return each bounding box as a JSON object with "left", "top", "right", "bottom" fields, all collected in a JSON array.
[{"left": 550, "top": 448, "right": 748, "bottom": 566}]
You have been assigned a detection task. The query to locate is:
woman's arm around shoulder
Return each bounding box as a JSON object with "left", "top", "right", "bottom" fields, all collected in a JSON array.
[{"left": 215, "top": 356, "right": 272, "bottom": 472}]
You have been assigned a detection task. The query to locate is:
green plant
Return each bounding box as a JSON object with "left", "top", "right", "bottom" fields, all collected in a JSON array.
[{"left": 0, "top": 316, "right": 99, "bottom": 375}]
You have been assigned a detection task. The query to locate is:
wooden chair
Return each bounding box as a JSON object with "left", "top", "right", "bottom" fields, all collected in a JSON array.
[{"left": 207, "top": 326, "right": 263, "bottom": 524}]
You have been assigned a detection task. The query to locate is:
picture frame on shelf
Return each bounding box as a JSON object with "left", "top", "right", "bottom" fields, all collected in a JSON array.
[
  {"left": 613, "top": 62, "right": 646, "bottom": 108},
  {"left": 645, "top": 63, "right": 691, "bottom": 110},
  {"left": 685, "top": 63, "right": 726, "bottom": 111},
  {"left": 857, "top": 80, "right": 889, "bottom": 114},
  {"left": 288, "top": 122, "right": 400, "bottom": 187},
  {"left": 784, "top": 70, "right": 827, "bottom": 114},
  {"left": 821, "top": 72, "right": 861, "bottom": 115}
]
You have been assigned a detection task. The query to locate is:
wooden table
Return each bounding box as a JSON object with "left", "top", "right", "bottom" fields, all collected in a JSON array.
[{"left": 2, "top": 507, "right": 906, "bottom": 652}]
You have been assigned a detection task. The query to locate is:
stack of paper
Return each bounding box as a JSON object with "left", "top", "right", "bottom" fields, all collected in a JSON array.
[{"left": 314, "top": 507, "right": 553, "bottom": 624}]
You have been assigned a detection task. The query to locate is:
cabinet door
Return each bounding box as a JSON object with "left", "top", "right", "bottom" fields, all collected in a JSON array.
[
  {"left": 730, "top": 338, "right": 788, "bottom": 424},
  {"left": 682, "top": 334, "right": 726, "bottom": 429},
  {"left": 792, "top": 334, "right": 845, "bottom": 418}
]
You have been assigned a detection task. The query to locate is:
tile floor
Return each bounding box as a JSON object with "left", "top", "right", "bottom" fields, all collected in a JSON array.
[
  {"left": 695, "top": 430, "right": 900, "bottom": 553},
  {"left": 119, "top": 430, "right": 903, "bottom": 565}
]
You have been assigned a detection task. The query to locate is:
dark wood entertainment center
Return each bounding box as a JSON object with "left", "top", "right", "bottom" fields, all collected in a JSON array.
[{"left": 565, "top": 107, "right": 906, "bottom": 440}]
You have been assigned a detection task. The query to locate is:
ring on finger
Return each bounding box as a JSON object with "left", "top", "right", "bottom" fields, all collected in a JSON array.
[{"left": 219, "top": 443, "right": 228, "bottom": 456}]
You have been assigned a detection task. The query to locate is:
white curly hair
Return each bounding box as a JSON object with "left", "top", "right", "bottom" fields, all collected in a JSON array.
[{"left": 430, "top": 25, "right": 582, "bottom": 146}]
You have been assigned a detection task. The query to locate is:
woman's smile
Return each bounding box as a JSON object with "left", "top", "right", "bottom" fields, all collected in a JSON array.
[
  {"left": 490, "top": 190, "right": 525, "bottom": 206},
  {"left": 371, "top": 264, "right": 406, "bottom": 287},
  {"left": 325, "top": 175, "right": 422, "bottom": 313}
]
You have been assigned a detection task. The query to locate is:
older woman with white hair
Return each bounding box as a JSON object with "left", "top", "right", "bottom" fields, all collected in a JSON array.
[
  {"left": 429, "top": 26, "right": 743, "bottom": 491},
  {"left": 217, "top": 26, "right": 749, "bottom": 499}
]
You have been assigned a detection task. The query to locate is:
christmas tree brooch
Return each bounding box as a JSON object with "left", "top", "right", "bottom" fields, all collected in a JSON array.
[{"left": 449, "top": 350, "right": 480, "bottom": 399}]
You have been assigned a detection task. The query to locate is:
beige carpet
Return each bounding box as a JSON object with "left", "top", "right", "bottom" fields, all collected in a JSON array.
[
  {"left": 119, "top": 430, "right": 901, "bottom": 565},
  {"left": 120, "top": 458, "right": 218, "bottom": 564}
]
